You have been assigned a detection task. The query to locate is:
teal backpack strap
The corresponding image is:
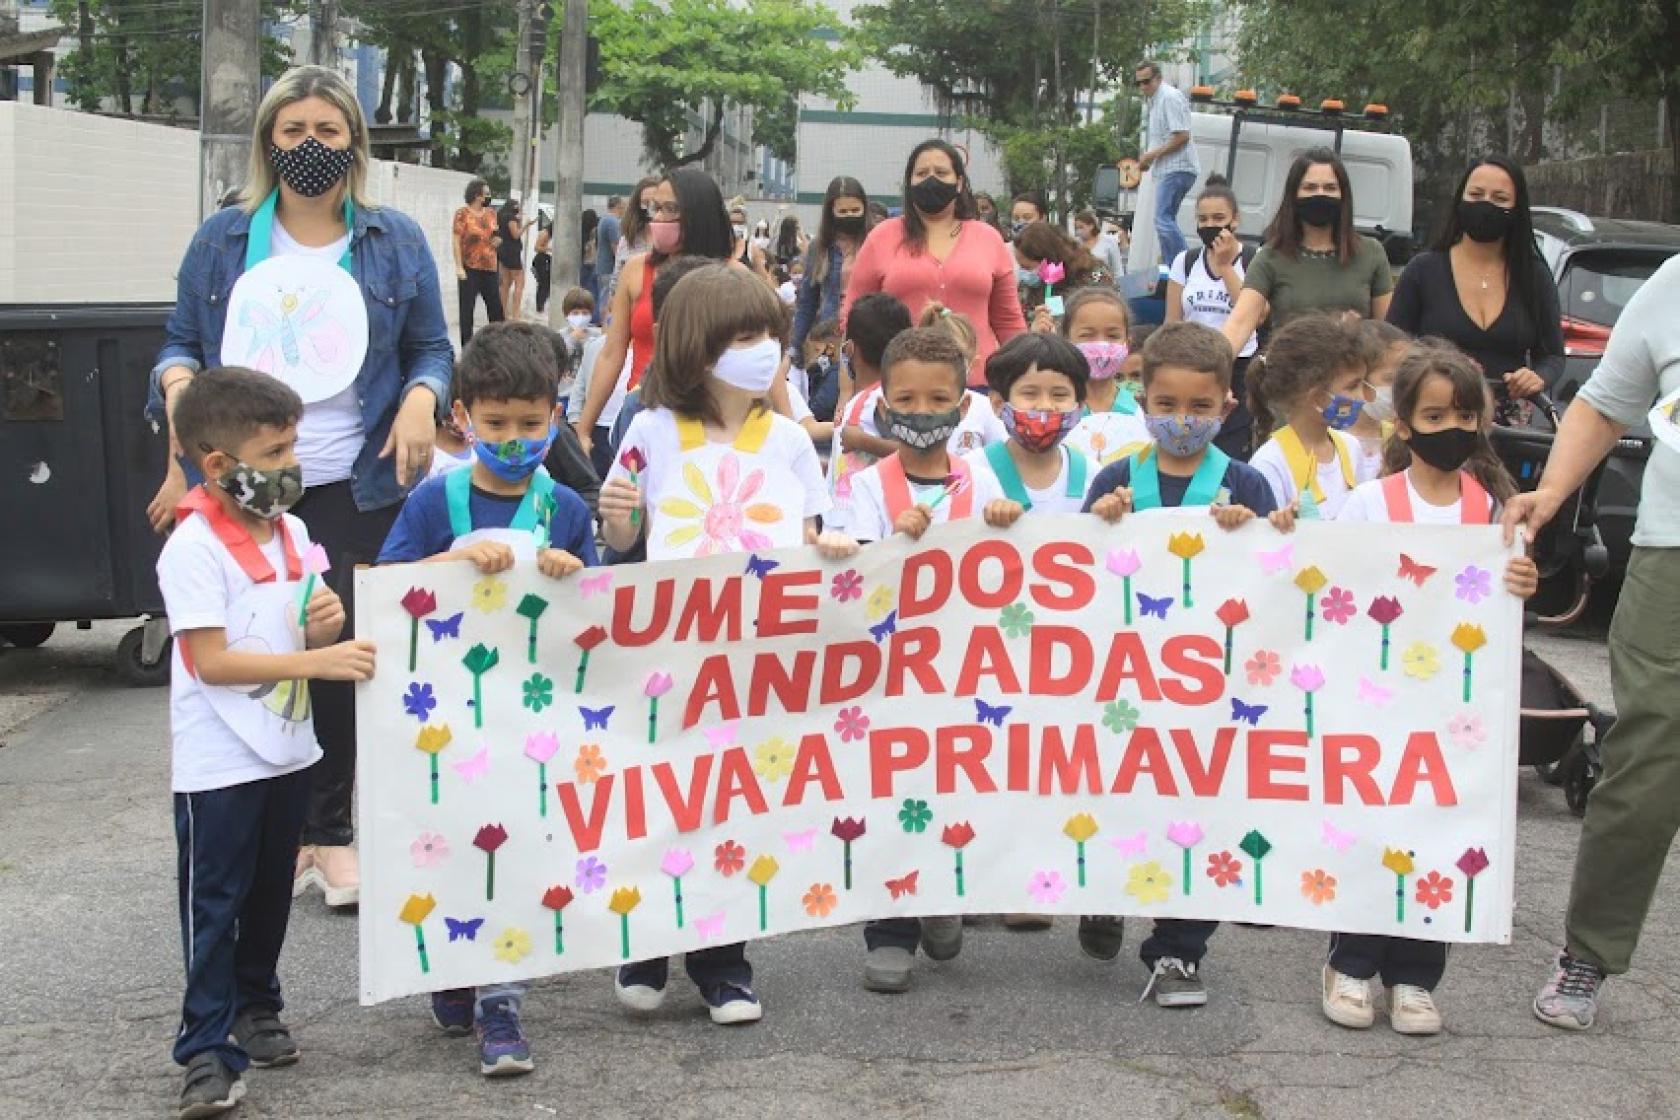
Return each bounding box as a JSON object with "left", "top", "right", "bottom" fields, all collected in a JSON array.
[
  {"left": 1064, "top": 447, "right": 1089, "bottom": 498},
  {"left": 445, "top": 467, "right": 474, "bottom": 538},
  {"left": 509, "top": 468, "right": 557, "bottom": 534},
  {"left": 1182, "top": 447, "right": 1231, "bottom": 508},
  {"left": 243, "top": 188, "right": 356, "bottom": 272},
  {"left": 1129, "top": 448, "right": 1161, "bottom": 510},
  {"left": 984, "top": 442, "right": 1032, "bottom": 510}
]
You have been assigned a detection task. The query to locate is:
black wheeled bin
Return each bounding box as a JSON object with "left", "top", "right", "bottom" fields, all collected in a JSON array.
[{"left": 0, "top": 304, "right": 174, "bottom": 683}]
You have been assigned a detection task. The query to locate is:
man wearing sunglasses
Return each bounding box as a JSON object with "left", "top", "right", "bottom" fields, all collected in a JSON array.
[{"left": 1135, "top": 61, "right": 1201, "bottom": 266}]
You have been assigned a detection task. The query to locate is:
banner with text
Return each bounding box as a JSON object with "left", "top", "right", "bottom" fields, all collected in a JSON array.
[{"left": 355, "top": 514, "right": 1521, "bottom": 1004}]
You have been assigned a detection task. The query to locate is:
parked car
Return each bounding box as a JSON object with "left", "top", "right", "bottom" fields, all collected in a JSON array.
[{"left": 1530, "top": 207, "right": 1680, "bottom": 576}]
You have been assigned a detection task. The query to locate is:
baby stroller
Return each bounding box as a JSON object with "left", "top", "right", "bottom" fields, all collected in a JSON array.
[{"left": 1492, "top": 391, "right": 1614, "bottom": 816}]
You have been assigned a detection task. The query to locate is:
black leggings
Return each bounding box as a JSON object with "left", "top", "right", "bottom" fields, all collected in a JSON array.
[{"left": 458, "top": 268, "right": 504, "bottom": 346}]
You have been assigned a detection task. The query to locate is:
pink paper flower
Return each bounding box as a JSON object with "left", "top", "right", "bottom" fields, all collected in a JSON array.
[
  {"left": 1037, "top": 260, "right": 1066, "bottom": 285},
  {"left": 834, "top": 705, "right": 870, "bottom": 742},
  {"left": 523, "top": 731, "right": 560, "bottom": 765},
  {"left": 1245, "top": 650, "right": 1281, "bottom": 687},
  {"left": 410, "top": 831, "right": 449, "bottom": 868},
  {"left": 1447, "top": 711, "right": 1486, "bottom": 750},
  {"left": 831, "top": 569, "right": 864, "bottom": 602},
  {"left": 1290, "top": 663, "right": 1326, "bottom": 692},
  {"left": 660, "top": 848, "right": 695, "bottom": 878},
  {"left": 1320, "top": 586, "right": 1356, "bottom": 625},
  {"left": 1166, "top": 821, "right": 1205, "bottom": 849},
  {"left": 1027, "top": 869, "right": 1067, "bottom": 905},
  {"left": 643, "top": 671, "right": 674, "bottom": 698},
  {"left": 1106, "top": 548, "right": 1142, "bottom": 577}
]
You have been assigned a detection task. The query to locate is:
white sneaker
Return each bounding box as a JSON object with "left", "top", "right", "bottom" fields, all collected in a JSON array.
[
  {"left": 314, "top": 844, "right": 359, "bottom": 908},
  {"left": 1322, "top": 964, "right": 1374, "bottom": 1029},
  {"left": 1389, "top": 984, "right": 1443, "bottom": 1035},
  {"left": 291, "top": 846, "right": 320, "bottom": 900},
  {"left": 613, "top": 964, "right": 668, "bottom": 1012}
]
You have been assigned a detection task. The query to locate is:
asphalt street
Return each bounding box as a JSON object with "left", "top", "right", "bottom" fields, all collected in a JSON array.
[{"left": 2, "top": 616, "right": 1676, "bottom": 1120}]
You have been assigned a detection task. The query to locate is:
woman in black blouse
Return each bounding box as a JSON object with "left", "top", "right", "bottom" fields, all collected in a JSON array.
[{"left": 1387, "top": 156, "right": 1559, "bottom": 406}]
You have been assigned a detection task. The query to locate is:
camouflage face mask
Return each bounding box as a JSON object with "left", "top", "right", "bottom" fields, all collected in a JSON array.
[{"left": 214, "top": 458, "right": 306, "bottom": 520}]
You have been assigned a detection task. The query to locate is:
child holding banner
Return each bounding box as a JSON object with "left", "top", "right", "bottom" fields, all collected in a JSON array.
[
  {"left": 1081, "top": 322, "right": 1285, "bottom": 1007},
  {"left": 1061, "top": 287, "right": 1150, "bottom": 467},
  {"left": 598, "top": 262, "right": 855, "bottom": 1023},
  {"left": 1324, "top": 339, "right": 1537, "bottom": 1035},
  {"left": 377, "top": 321, "right": 596, "bottom": 1076},
  {"left": 827, "top": 294, "right": 914, "bottom": 533},
  {"left": 1247, "top": 315, "right": 1379, "bottom": 519},
  {"left": 964, "top": 332, "right": 1097, "bottom": 513},
  {"left": 160, "top": 369, "right": 377, "bottom": 1118}
]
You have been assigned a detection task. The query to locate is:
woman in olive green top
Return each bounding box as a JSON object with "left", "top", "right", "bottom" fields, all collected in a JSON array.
[{"left": 1222, "top": 148, "right": 1393, "bottom": 353}]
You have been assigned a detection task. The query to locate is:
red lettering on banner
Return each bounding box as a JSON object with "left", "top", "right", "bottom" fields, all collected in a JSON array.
[
  {"left": 674, "top": 577, "right": 744, "bottom": 642},
  {"left": 899, "top": 550, "right": 953, "bottom": 621},
  {"left": 1160, "top": 636, "right": 1224, "bottom": 705},
  {"left": 748, "top": 649, "right": 817, "bottom": 716},
  {"left": 1171, "top": 727, "right": 1235, "bottom": 795},
  {"left": 1248, "top": 730, "right": 1311, "bottom": 801},
  {"left": 652, "top": 756, "right": 714, "bottom": 833},
  {"left": 683, "top": 655, "right": 741, "bottom": 728},
  {"left": 953, "top": 627, "right": 1021, "bottom": 696},
  {"left": 1389, "top": 732, "right": 1458, "bottom": 806},
  {"left": 1323, "top": 735, "right": 1384, "bottom": 806},
  {"left": 622, "top": 765, "right": 647, "bottom": 840},
  {"left": 784, "top": 733, "right": 843, "bottom": 805},
  {"left": 1030, "top": 541, "right": 1097, "bottom": 610},
  {"left": 1028, "top": 625, "right": 1093, "bottom": 695},
  {"left": 557, "top": 773, "right": 615, "bottom": 853},
  {"left": 1093, "top": 632, "right": 1163, "bottom": 702},
  {"left": 869, "top": 727, "right": 929, "bottom": 798},
  {"left": 1038, "top": 724, "right": 1102, "bottom": 794},
  {"left": 1007, "top": 723, "right": 1032, "bottom": 791},
  {"left": 887, "top": 628, "right": 944, "bottom": 697},
  {"left": 1110, "top": 727, "right": 1181, "bottom": 795},
  {"left": 713, "top": 747, "right": 769, "bottom": 823},
  {"left": 759, "top": 569, "right": 821, "bottom": 638},
  {"left": 610, "top": 581, "right": 671, "bottom": 647},
  {"left": 819, "top": 641, "right": 883, "bottom": 705},
  {"left": 936, "top": 725, "right": 997, "bottom": 794},
  {"left": 957, "top": 538, "right": 1025, "bottom": 609}
]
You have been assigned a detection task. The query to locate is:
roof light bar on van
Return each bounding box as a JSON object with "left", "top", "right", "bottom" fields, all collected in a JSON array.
[
  {"left": 1363, "top": 103, "right": 1389, "bottom": 120},
  {"left": 1232, "top": 89, "right": 1259, "bottom": 106},
  {"left": 1190, "top": 85, "right": 1216, "bottom": 102},
  {"left": 1320, "top": 99, "right": 1345, "bottom": 114},
  {"left": 1276, "top": 93, "right": 1302, "bottom": 109}
]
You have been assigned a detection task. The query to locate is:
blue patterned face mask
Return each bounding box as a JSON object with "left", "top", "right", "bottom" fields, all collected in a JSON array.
[
  {"left": 1322, "top": 393, "right": 1365, "bottom": 430},
  {"left": 471, "top": 425, "right": 555, "bottom": 481},
  {"left": 1144, "top": 413, "right": 1223, "bottom": 457},
  {"left": 1017, "top": 267, "right": 1043, "bottom": 289}
]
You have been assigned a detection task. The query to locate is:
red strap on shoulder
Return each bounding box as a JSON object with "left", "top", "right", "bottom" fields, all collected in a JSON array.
[
  {"left": 174, "top": 486, "right": 302, "bottom": 583},
  {"left": 1381, "top": 470, "right": 1493, "bottom": 524},
  {"left": 878, "top": 454, "right": 974, "bottom": 524}
]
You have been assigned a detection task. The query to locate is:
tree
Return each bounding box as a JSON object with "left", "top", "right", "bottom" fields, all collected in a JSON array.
[{"left": 589, "top": 0, "right": 859, "bottom": 170}]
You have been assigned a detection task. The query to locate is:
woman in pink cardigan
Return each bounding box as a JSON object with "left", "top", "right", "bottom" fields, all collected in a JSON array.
[{"left": 842, "top": 139, "right": 1027, "bottom": 386}]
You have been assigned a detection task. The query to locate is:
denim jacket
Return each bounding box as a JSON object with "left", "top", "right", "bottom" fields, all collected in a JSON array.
[
  {"left": 149, "top": 203, "right": 455, "bottom": 512},
  {"left": 790, "top": 240, "right": 847, "bottom": 356}
]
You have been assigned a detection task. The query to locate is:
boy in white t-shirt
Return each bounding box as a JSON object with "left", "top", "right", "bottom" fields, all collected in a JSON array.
[{"left": 157, "top": 368, "right": 376, "bottom": 1119}]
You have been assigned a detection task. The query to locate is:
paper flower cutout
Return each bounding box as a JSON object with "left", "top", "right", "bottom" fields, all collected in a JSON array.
[
  {"left": 1239, "top": 830, "right": 1272, "bottom": 904},
  {"left": 1037, "top": 259, "right": 1066, "bottom": 285},
  {"left": 833, "top": 706, "right": 870, "bottom": 742},
  {"left": 1028, "top": 869, "right": 1067, "bottom": 905},
  {"left": 1167, "top": 531, "right": 1205, "bottom": 560},
  {"left": 1414, "top": 870, "right": 1454, "bottom": 909},
  {"left": 1457, "top": 847, "right": 1490, "bottom": 878},
  {"left": 521, "top": 672, "right": 555, "bottom": 713},
  {"left": 410, "top": 831, "right": 449, "bottom": 868},
  {"left": 542, "top": 885, "right": 574, "bottom": 911},
  {"left": 608, "top": 886, "right": 642, "bottom": 914},
  {"left": 1206, "top": 851, "right": 1243, "bottom": 888},
  {"left": 898, "top": 798, "right": 932, "bottom": 833},
  {"left": 402, "top": 587, "right": 438, "bottom": 619},
  {"left": 1244, "top": 650, "right": 1281, "bottom": 687},
  {"left": 1063, "top": 813, "right": 1100, "bottom": 844},
  {"left": 474, "top": 823, "right": 508, "bottom": 853},
  {"left": 1452, "top": 622, "right": 1488, "bottom": 655},
  {"left": 1447, "top": 711, "right": 1486, "bottom": 750},
  {"left": 1294, "top": 565, "right": 1328, "bottom": 595},
  {"left": 1401, "top": 641, "right": 1440, "bottom": 681},
  {"left": 492, "top": 926, "right": 532, "bottom": 964},
  {"left": 1369, "top": 595, "right": 1404, "bottom": 625},
  {"left": 1381, "top": 847, "right": 1415, "bottom": 877},
  {"left": 644, "top": 670, "right": 674, "bottom": 698},
  {"left": 752, "top": 738, "right": 795, "bottom": 783},
  {"left": 415, "top": 724, "right": 452, "bottom": 755},
  {"left": 1455, "top": 565, "right": 1494, "bottom": 605},
  {"left": 1216, "top": 598, "right": 1250, "bottom": 673},
  {"left": 525, "top": 731, "right": 560, "bottom": 764},
  {"left": 1320, "top": 586, "right": 1356, "bottom": 625},
  {"left": 471, "top": 576, "right": 507, "bottom": 613},
  {"left": 402, "top": 682, "right": 437, "bottom": 722},
  {"left": 747, "top": 854, "right": 780, "bottom": 887},
  {"left": 1106, "top": 548, "right": 1142, "bottom": 577},
  {"left": 1290, "top": 663, "right": 1325, "bottom": 691},
  {"left": 832, "top": 817, "right": 867, "bottom": 842},
  {"left": 1301, "top": 869, "right": 1338, "bottom": 905},
  {"left": 999, "top": 601, "right": 1035, "bottom": 638},
  {"left": 399, "top": 892, "right": 436, "bottom": 926},
  {"left": 1166, "top": 821, "right": 1204, "bottom": 848},
  {"left": 574, "top": 625, "right": 608, "bottom": 652},
  {"left": 1125, "top": 861, "right": 1172, "bottom": 905},
  {"left": 576, "top": 854, "right": 608, "bottom": 894},
  {"left": 802, "top": 882, "right": 839, "bottom": 918},
  {"left": 866, "top": 584, "right": 896, "bottom": 620},
  {"left": 831, "top": 569, "right": 864, "bottom": 602},
  {"left": 660, "top": 848, "right": 694, "bottom": 878},
  {"left": 942, "top": 822, "right": 975, "bottom": 848},
  {"left": 574, "top": 743, "right": 607, "bottom": 784},
  {"left": 1103, "top": 698, "right": 1141, "bottom": 734},
  {"left": 714, "top": 840, "right": 746, "bottom": 876}
]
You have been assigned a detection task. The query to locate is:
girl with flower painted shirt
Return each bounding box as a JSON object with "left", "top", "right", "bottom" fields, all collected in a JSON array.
[
  {"left": 598, "top": 262, "right": 856, "bottom": 1023},
  {"left": 1322, "top": 340, "right": 1537, "bottom": 1036}
]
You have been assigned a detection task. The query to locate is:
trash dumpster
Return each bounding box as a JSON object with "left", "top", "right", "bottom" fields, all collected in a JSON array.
[{"left": 0, "top": 304, "right": 174, "bottom": 684}]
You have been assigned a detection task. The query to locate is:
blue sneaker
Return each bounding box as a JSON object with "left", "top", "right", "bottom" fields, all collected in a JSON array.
[
  {"left": 614, "top": 959, "right": 669, "bottom": 1012},
  {"left": 430, "top": 988, "right": 473, "bottom": 1036},
  {"left": 475, "top": 998, "right": 534, "bottom": 1077},
  {"left": 700, "top": 980, "right": 763, "bottom": 1025}
]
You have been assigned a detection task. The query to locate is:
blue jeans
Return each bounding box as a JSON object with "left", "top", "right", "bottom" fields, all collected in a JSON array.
[{"left": 1154, "top": 170, "right": 1198, "bottom": 265}]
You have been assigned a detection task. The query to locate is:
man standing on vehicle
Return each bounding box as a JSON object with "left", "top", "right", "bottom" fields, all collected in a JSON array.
[
  {"left": 1135, "top": 61, "right": 1200, "bottom": 267},
  {"left": 1509, "top": 255, "right": 1680, "bottom": 1031}
]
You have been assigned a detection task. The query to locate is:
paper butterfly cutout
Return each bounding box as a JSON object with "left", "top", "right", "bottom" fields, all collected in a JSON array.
[
  {"left": 974, "top": 698, "right": 1012, "bottom": 727},
  {"left": 746, "top": 554, "right": 780, "bottom": 579},
  {"left": 1321, "top": 820, "right": 1358, "bottom": 853},
  {"left": 445, "top": 916, "right": 484, "bottom": 942},
  {"left": 579, "top": 705, "right": 615, "bottom": 731},
  {"left": 1356, "top": 676, "right": 1395, "bottom": 707},
  {"left": 1138, "top": 593, "right": 1174, "bottom": 620},
  {"left": 702, "top": 722, "right": 739, "bottom": 749},
  {"left": 886, "top": 871, "right": 920, "bottom": 899},
  {"left": 695, "top": 911, "right": 727, "bottom": 941},
  {"left": 426, "top": 612, "right": 464, "bottom": 641},
  {"left": 1256, "top": 543, "right": 1294, "bottom": 575},
  {"left": 1109, "top": 830, "right": 1148, "bottom": 858},
  {"left": 452, "top": 745, "right": 490, "bottom": 783},
  {"left": 784, "top": 827, "right": 818, "bottom": 853},
  {"left": 1230, "top": 698, "right": 1268, "bottom": 726},
  {"left": 1398, "top": 553, "right": 1438, "bottom": 587},
  {"left": 869, "top": 610, "right": 899, "bottom": 644},
  {"left": 578, "top": 572, "right": 613, "bottom": 599}
]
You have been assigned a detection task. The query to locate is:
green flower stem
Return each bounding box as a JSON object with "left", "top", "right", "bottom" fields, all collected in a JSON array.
[
  {"left": 526, "top": 619, "right": 539, "bottom": 664},
  {"left": 758, "top": 884, "right": 768, "bottom": 931},
  {"left": 1075, "top": 841, "right": 1086, "bottom": 887},
  {"left": 1305, "top": 694, "right": 1315, "bottom": 741},
  {"left": 1253, "top": 858, "right": 1264, "bottom": 906},
  {"left": 297, "top": 573, "right": 316, "bottom": 628},
  {"left": 471, "top": 672, "right": 484, "bottom": 729},
  {"left": 537, "top": 762, "right": 547, "bottom": 818},
  {"left": 413, "top": 924, "right": 430, "bottom": 974},
  {"left": 842, "top": 842, "right": 853, "bottom": 891},
  {"left": 955, "top": 850, "right": 965, "bottom": 897},
  {"left": 1380, "top": 625, "right": 1391, "bottom": 671},
  {"left": 1396, "top": 874, "right": 1406, "bottom": 923},
  {"left": 1181, "top": 558, "right": 1193, "bottom": 608},
  {"left": 408, "top": 617, "right": 419, "bottom": 673},
  {"left": 574, "top": 650, "right": 590, "bottom": 694},
  {"left": 1182, "top": 847, "right": 1192, "bottom": 895},
  {"left": 485, "top": 852, "right": 495, "bottom": 902},
  {"left": 1123, "top": 576, "right": 1133, "bottom": 626},
  {"left": 554, "top": 911, "right": 564, "bottom": 955},
  {"left": 619, "top": 913, "right": 630, "bottom": 959},
  {"left": 1223, "top": 628, "right": 1234, "bottom": 674},
  {"left": 1464, "top": 878, "right": 1475, "bottom": 934},
  {"left": 647, "top": 697, "right": 659, "bottom": 744},
  {"left": 672, "top": 877, "right": 685, "bottom": 929},
  {"left": 1463, "top": 653, "right": 1474, "bottom": 703},
  {"left": 1305, "top": 592, "right": 1315, "bottom": 641},
  {"left": 429, "top": 755, "right": 439, "bottom": 805}
]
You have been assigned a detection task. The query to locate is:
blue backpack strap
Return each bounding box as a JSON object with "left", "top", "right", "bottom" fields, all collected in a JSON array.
[
  {"left": 445, "top": 467, "right": 474, "bottom": 538},
  {"left": 984, "top": 442, "right": 1032, "bottom": 510},
  {"left": 1064, "top": 447, "right": 1089, "bottom": 498},
  {"left": 1129, "top": 448, "right": 1161, "bottom": 511}
]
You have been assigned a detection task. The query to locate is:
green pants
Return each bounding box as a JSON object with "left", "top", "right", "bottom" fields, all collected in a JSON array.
[{"left": 1564, "top": 546, "right": 1680, "bottom": 973}]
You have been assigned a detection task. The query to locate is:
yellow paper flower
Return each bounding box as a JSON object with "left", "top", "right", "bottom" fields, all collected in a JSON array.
[
  {"left": 1063, "top": 812, "right": 1099, "bottom": 844},
  {"left": 1401, "top": 641, "right": 1440, "bottom": 681},
  {"left": 1167, "top": 532, "right": 1205, "bottom": 560},
  {"left": 747, "top": 854, "right": 780, "bottom": 887},
  {"left": 414, "top": 724, "right": 453, "bottom": 755},
  {"left": 1294, "top": 566, "right": 1328, "bottom": 595},
  {"left": 752, "top": 738, "right": 796, "bottom": 783},
  {"left": 1125, "top": 861, "right": 1173, "bottom": 906},
  {"left": 607, "top": 886, "right": 643, "bottom": 916},
  {"left": 866, "top": 584, "right": 896, "bottom": 621},
  {"left": 471, "top": 576, "right": 508, "bottom": 613},
  {"left": 1451, "top": 622, "right": 1488, "bottom": 655},
  {"left": 398, "top": 892, "right": 436, "bottom": 926},
  {"left": 492, "top": 926, "right": 532, "bottom": 964},
  {"left": 1381, "top": 847, "right": 1415, "bottom": 877}
]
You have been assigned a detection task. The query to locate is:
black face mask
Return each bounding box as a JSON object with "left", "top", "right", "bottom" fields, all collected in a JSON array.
[
  {"left": 1405, "top": 426, "right": 1479, "bottom": 472},
  {"left": 909, "top": 176, "right": 961, "bottom": 215},
  {"left": 1196, "top": 224, "right": 1230, "bottom": 249},
  {"left": 270, "top": 136, "right": 355, "bottom": 199},
  {"left": 832, "top": 214, "right": 866, "bottom": 236},
  {"left": 1457, "top": 199, "right": 1514, "bottom": 244},
  {"left": 1297, "top": 195, "right": 1341, "bottom": 229}
]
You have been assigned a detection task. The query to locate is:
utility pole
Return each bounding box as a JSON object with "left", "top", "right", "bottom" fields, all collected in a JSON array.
[
  {"left": 510, "top": 0, "right": 536, "bottom": 207},
  {"left": 548, "top": 0, "right": 586, "bottom": 328},
  {"left": 200, "top": 0, "right": 262, "bottom": 221},
  {"left": 308, "top": 0, "right": 339, "bottom": 67}
]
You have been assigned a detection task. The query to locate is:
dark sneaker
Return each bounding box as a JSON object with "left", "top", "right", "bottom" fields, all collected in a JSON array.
[
  {"left": 1142, "top": 956, "right": 1208, "bottom": 1008},
  {"left": 1077, "top": 915, "right": 1125, "bottom": 961},
  {"left": 701, "top": 981, "right": 763, "bottom": 1025},
  {"left": 1534, "top": 951, "right": 1607, "bottom": 1031},
  {"left": 919, "top": 916, "right": 964, "bottom": 961},
  {"left": 614, "top": 959, "right": 669, "bottom": 1012},
  {"left": 230, "top": 1007, "right": 298, "bottom": 1068},
  {"left": 863, "top": 946, "right": 914, "bottom": 993},
  {"left": 178, "top": 1052, "right": 245, "bottom": 1119},
  {"left": 475, "top": 998, "right": 535, "bottom": 1077},
  {"left": 430, "top": 989, "right": 474, "bottom": 1036}
]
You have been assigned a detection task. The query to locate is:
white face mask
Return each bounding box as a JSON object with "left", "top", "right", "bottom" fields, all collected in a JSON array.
[
  {"left": 567, "top": 312, "right": 591, "bottom": 330},
  {"left": 711, "top": 338, "right": 782, "bottom": 394}
]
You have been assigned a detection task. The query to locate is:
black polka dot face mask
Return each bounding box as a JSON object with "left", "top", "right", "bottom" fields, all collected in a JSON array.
[{"left": 269, "top": 135, "right": 355, "bottom": 198}]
